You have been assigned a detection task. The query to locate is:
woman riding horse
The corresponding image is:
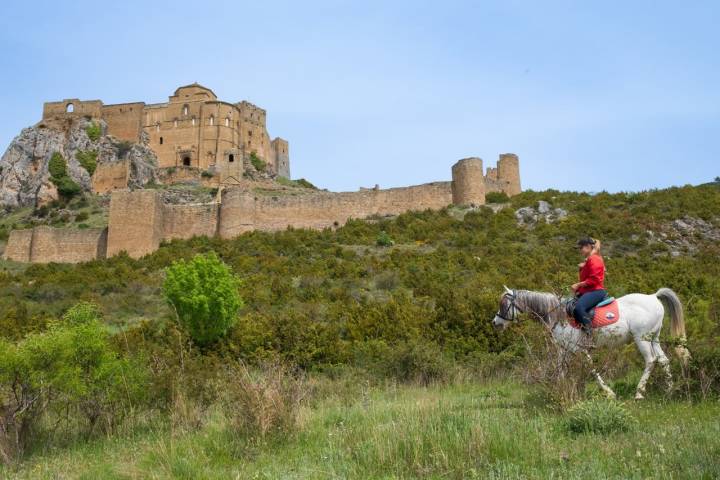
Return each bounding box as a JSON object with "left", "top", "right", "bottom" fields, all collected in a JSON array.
[{"left": 572, "top": 237, "right": 606, "bottom": 335}]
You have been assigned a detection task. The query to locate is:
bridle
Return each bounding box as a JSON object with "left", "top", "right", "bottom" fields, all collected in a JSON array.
[
  {"left": 496, "top": 289, "right": 567, "bottom": 331},
  {"left": 496, "top": 290, "right": 524, "bottom": 322}
]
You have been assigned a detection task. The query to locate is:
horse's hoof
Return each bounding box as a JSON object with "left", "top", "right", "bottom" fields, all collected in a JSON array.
[
  {"left": 634, "top": 393, "right": 645, "bottom": 400},
  {"left": 607, "top": 391, "right": 617, "bottom": 400}
]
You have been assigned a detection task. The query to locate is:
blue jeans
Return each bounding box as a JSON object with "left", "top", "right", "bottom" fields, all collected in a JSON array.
[{"left": 573, "top": 289, "right": 607, "bottom": 326}]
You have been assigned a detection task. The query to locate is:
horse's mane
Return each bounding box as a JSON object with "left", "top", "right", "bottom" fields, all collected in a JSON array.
[{"left": 514, "top": 290, "right": 567, "bottom": 324}]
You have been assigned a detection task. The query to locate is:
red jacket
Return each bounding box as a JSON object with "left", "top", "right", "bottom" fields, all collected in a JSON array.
[{"left": 578, "top": 254, "right": 605, "bottom": 294}]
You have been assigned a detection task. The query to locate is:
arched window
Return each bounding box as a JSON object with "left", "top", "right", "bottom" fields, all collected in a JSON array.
[
  {"left": 225, "top": 117, "right": 230, "bottom": 127},
  {"left": 174, "top": 118, "right": 178, "bottom": 128},
  {"left": 156, "top": 122, "right": 160, "bottom": 132},
  {"left": 182, "top": 155, "right": 191, "bottom": 166},
  {"left": 159, "top": 137, "right": 163, "bottom": 145},
  {"left": 209, "top": 115, "right": 214, "bottom": 126},
  {"left": 191, "top": 116, "right": 196, "bottom": 126},
  {"left": 66, "top": 103, "right": 74, "bottom": 113},
  {"left": 229, "top": 154, "right": 234, "bottom": 163},
  {"left": 182, "top": 105, "right": 189, "bottom": 116}
]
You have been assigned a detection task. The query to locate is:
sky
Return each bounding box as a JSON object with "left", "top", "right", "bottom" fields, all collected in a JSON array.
[{"left": 1, "top": 0, "right": 718, "bottom": 193}]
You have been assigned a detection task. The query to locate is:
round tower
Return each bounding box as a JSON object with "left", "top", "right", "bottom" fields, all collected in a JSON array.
[
  {"left": 497, "top": 153, "right": 521, "bottom": 196},
  {"left": 451, "top": 157, "right": 485, "bottom": 206}
]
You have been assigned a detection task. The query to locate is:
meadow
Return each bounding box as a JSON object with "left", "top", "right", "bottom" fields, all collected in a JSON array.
[{"left": 1, "top": 183, "right": 719, "bottom": 478}]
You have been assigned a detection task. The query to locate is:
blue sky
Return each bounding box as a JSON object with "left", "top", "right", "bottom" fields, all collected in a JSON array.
[{"left": 1, "top": 0, "right": 718, "bottom": 192}]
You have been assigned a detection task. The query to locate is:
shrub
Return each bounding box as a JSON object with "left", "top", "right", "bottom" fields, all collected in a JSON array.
[
  {"left": 384, "top": 340, "right": 451, "bottom": 385},
  {"left": 0, "top": 302, "right": 146, "bottom": 463},
  {"left": 223, "top": 362, "right": 305, "bottom": 439},
  {"left": 201, "top": 170, "right": 214, "bottom": 178},
  {"left": 48, "top": 152, "right": 81, "bottom": 199},
  {"left": 295, "top": 178, "right": 317, "bottom": 189},
  {"left": 48, "top": 152, "right": 67, "bottom": 178},
  {"left": 485, "top": 191, "right": 510, "bottom": 203},
  {"left": 85, "top": 122, "right": 101, "bottom": 141},
  {"left": 563, "top": 398, "right": 636, "bottom": 435},
  {"left": 115, "top": 141, "right": 132, "bottom": 158},
  {"left": 376, "top": 231, "right": 394, "bottom": 247},
  {"left": 75, "top": 211, "right": 89, "bottom": 222},
  {"left": 249, "top": 152, "right": 266, "bottom": 172},
  {"left": 163, "top": 252, "right": 242, "bottom": 346},
  {"left": 76, "top": 150, "right": 98, "bottom": 176}
]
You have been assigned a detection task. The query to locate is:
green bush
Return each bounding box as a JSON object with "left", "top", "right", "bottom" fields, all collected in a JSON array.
[
  {"left": 76, "top": 150, "right": 98, "bottom": 176},
  {"left": 0, "top": 302, "right": 146, "bottom": 463},
  {"left": 163, "top": 252, "right": 243, "bottom": 346},
  {"left": 48, "top": 152, "right": 67, "bottom": 178},
  {"left": 376, "top": 231, "right": 394, "bottom": 247},
  {"left": 295, "top": 178, "right": 317, "bottom": 189},
  {"left": 563, "top": 399, "right": 636, "bottom": 435},
  {"left": 48, "top": 152, "right": 81, "bottom": 199},
  {"left": 201, "top": 170, "right": 214, "bottom": 178},
  {"left": 385, "top": 340, "right": 451, "bottom": 385},
  {"left": 486, "top": 191, "right": 510, "bottom": 203},
  {"left": 85, "top": 122, "right": 101, "bottom": 141},
  {"left": 249, "top": 152, "right": 266, "bottom": 172}
]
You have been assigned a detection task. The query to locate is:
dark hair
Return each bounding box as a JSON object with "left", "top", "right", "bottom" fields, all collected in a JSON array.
[{"left": 577, "top": 237, "right": 596, "bottom": 247}]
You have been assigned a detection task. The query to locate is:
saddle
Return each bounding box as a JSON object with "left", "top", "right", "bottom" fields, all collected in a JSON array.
[{"left": 564, "top": 296, "right": 620, "bottom": 330}]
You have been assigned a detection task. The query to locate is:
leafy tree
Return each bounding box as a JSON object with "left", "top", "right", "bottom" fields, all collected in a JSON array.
[
  {"left": 0, "top": 302, "right": 145, "bottom": 463},
  {"left": 163, "top": 252, "right": 243, "bottom": 346}
]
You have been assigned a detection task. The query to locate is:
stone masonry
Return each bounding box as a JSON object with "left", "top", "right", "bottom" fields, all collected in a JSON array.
[
  {"left": 3, "top": 155, "right": 522, "bottom": 263},
  {"left": 40, "top": 84, "right": 290, "bottom": 182}
]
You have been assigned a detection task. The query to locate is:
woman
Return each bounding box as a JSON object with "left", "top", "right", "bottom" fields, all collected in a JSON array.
[{"left": 572, "top": 237, "right": 607, "bottom": 334}]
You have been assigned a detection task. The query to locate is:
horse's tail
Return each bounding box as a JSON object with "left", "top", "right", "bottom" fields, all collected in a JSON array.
[{"left": 655, "top": 288, "right": 690, "bottom": 364}]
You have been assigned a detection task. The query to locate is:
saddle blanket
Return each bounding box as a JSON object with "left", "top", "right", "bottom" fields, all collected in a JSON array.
[{"left": 569, "top": 300, "right": 620, "bottom": 329}]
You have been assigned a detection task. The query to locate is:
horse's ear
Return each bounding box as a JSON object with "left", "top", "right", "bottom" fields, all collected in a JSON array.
[{"left": 503, "top": 285, "right": 513, "bottom": 295}]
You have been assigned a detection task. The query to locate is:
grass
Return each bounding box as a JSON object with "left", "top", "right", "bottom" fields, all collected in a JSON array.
[{"left": 2, "top": 381, "right": 718, "bottom": 479}]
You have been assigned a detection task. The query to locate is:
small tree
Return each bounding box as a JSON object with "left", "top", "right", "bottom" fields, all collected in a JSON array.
[
  {"left": 0, "top": 302, "right": 145, "bottom": 464},
  {"left": 163, "top": 252, "right": 243, "bottom": 346}
]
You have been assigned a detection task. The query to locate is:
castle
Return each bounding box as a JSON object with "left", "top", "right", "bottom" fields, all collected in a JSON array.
[
  {"left": 3, "top": 84, "right": 522, "bottom": 263},
  {"left": 40, "top": 83, "right": 289, "bottom": 181}
]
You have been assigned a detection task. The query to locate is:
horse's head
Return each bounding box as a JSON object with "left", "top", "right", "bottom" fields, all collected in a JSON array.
[{"left": 492, "top": 285, "right": 521, "bottom": 330}]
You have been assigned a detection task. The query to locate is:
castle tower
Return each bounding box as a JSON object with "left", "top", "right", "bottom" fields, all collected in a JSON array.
[
  {"left": 497, "top": 153, "right": 521, "bottom": 196},
  {"left": 451, "top": 157, "right": 485, "bottom": 206}
]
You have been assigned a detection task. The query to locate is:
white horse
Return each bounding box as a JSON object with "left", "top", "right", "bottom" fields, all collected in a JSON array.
[{"left": 492, "top": 287, "right": 690, "bottom": 399}]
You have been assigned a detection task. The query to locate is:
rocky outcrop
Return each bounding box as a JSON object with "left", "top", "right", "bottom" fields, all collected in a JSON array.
[
  {"left": 648, "top": 216, "right": 720, "bottom": 256},
  {"left": 516, "top": 200, "right": 568, "bottom": 226},
  {"left": 0, "top": 119, "right": 157, "bottom": 209}
]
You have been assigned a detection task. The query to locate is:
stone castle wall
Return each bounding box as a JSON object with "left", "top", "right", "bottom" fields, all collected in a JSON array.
[
  {"left": 4, "top": 155, "right": 522, "bottom": 263},
  {"left": 92, "top": 160, "right": 130, "bottom": 194},
  {"left": 4, "top": 226, "right": 107, "bottom": 263}
]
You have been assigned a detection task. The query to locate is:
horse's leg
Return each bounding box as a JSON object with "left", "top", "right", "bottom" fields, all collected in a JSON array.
[
  {"left": 583, "top": 352, "right": 616, "bottom": 399},
  {"left": 634, "top": 338, "right": 657, "bottom": 400},
  {"left": 653, "top": 342, "right": 673, "bottom": 392}
]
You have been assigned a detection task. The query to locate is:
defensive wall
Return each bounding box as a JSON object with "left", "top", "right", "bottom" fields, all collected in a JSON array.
[
  {"left": 3, "top": 226, "right": 107, "bottom": 263},
  {"left": 3, "top": 155, "right": 521, "bottom": 262}
]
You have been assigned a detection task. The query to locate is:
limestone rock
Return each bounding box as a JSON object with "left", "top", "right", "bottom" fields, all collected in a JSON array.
[
  {"left": 0, "top": 119, "right": 158, "bottom": 209},
  {"left": 516, "top": 201, "right": 568, "bottom": 227}
]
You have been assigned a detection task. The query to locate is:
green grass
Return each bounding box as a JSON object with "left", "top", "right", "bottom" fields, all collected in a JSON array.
[{"left": 3, "top": 381, "right": 718, "bottom": 479}]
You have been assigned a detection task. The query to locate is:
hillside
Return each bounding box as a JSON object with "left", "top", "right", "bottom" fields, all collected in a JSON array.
[{"left": 1, "top": 183, "right": 719, "bottom": 478}]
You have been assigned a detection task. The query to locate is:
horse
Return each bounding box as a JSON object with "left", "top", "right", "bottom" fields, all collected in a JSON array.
[{"left": 491, "top": 286, "right": 690, "bottom": 399}]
